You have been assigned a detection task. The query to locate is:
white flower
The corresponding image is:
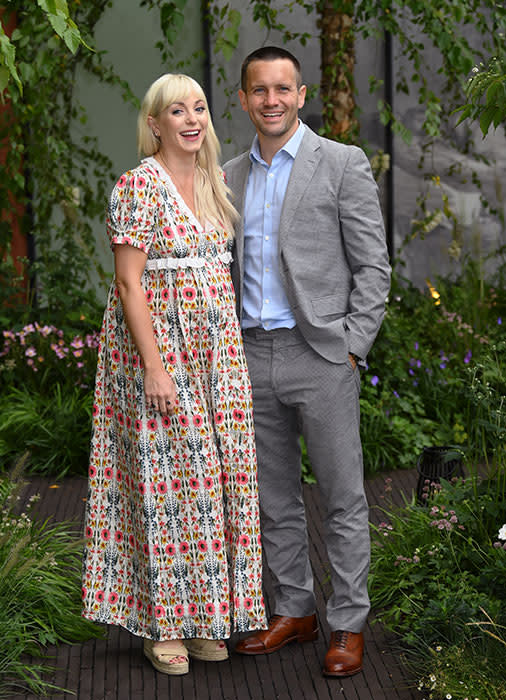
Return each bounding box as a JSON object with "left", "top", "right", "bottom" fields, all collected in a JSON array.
[{"left": 498, "top": 524, "right": 506, "bottom": 540}]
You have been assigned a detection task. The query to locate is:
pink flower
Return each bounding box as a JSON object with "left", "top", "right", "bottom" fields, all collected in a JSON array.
[
  {"left": 188, "top": 603, "right": 197, "bottom": 616},
  {"left": 157, "top": 481, "right": 168, "bottom": 494},
  {"left": 238, "top": 534, "right": 250, "bottom": 547},
  {"left": 215, "top": 412, "right": 224, "bottom": 425},
  {"left": 179, "top": 542, "right": 189, "bottom": 554},
  {"left": 95, "top": 590, "right": 105, "bottom": 602},
  {"left": 165, "top": 543, "right": 176, "bottom": 555},
  {"left": 198, "top": 540, "right": 208, "bottom": 552},
  {"left": 228, "top": 345, "right": 238, "bottom": 358},
  {"left": 171, "top": 479, "right": 181, "bottom": 491},
  {"left": 108, "top": 592, "right": 118, "bottom": 604},
  {"left": 206, "top": 603, "right": 215, "bottom": 615},
  {"left": 243, "top": 598, "right": 253, "bottom": 610},
  {"left": 182, "top": 287, "right": 196, "bottom": 301},
  {"left": 114, "top": 531, "right": 123, "bottom": 543},
  {"left": 236, "top": 472, "right": 248, "bottom": 485},
  {"left": 174, "top": 604, "right": 185, "bottom": 618},
  {"left": 233, "top": 409, "right": 245, "bottom": 422},
  {"left": 126, "top": 595, "right": 135, "bottom": 608},
  {"left": 155, "top": 605, "right": 165, "bottom": 618},
  {"left": 101, "top": 528, "right": 110, "bottom": 541},
  {"left": 219, "top": 601, "right": 229, "bottom": 614},
  {"left": 211, "top": 539, "right": 222, "bottom": 552}
]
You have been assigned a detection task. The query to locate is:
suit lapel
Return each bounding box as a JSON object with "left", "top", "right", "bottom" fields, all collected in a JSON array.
[
  {"left": 230, "top": 153, "right": 251, "bottom": 305},
  {"left": 279, "top": 128, "right": 321, "bottom": 244}
]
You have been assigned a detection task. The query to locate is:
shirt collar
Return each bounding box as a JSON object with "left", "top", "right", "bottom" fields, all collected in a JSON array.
[{"left": 249, "top": 120, "right": 306, "bottom": 165}]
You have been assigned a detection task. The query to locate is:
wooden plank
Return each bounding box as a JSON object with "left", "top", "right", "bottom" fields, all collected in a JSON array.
[{"left": 11, "top": 472, "right": 427, "bottom": 700}]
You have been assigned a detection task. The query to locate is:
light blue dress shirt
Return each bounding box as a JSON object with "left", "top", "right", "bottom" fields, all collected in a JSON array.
[{"left": 242, "top": 121, "right": 306, "bottom": 330}]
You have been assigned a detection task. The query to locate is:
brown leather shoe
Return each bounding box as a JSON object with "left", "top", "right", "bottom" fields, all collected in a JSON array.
[
  {"left": 235, "top": 614, "right": 318, "bottom": 655},
  {"left": 323, "top": 630, "right": 364, "bottom": 677}
]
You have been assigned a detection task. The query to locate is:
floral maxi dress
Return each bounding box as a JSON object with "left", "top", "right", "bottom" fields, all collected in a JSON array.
[{"left": 82, "top": 158, "right": 266, "bottom": 641}]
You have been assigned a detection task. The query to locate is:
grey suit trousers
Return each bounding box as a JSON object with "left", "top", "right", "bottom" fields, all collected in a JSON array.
[{"left": 243, "top": 326, "right": 370, "bottom": 633}]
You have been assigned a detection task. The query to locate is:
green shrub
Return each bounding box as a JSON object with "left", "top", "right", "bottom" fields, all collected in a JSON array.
[
  {"left": 369, "top": 468, "right": 506, "bottom": 698},
  {"left": 0, "top": 322, "right": 98, "bottom": 477},
  {"left": 0, "top": 462, "right": 103, "bottom": 697}
]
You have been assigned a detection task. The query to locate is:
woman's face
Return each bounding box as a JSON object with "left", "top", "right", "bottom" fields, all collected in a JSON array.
[{"left": 149, "top": 89, "right": 209, "bottom": 158}]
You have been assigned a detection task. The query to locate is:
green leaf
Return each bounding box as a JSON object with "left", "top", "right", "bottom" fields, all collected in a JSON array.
[
  {"left": 0, "top": 65, "right": 9, "bottom": 93},
  {"left": 479, "top": 105, "right": 497, "bottom": 136}
]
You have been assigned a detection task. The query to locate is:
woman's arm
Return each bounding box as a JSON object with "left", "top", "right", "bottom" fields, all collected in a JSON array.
[{"left": 114, "top": 244, "right": 177, "bottom": 415}]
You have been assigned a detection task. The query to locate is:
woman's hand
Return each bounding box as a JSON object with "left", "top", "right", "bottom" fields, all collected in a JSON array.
[{"left": 144, "top": 367, "right": 178, "bottom": 415}]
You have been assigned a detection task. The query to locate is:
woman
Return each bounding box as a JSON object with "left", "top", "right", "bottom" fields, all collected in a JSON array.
[{"left": 82, "top": 74, "right": 266, "bottom": 675}]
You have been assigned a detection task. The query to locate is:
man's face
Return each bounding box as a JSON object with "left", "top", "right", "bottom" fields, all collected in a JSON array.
[{"left": 238, "top": 58, "right": 306, "bottom": 144}]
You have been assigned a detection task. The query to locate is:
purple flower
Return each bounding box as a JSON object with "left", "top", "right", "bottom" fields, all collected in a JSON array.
[
  {"left": 440, "top": 362, "right": 447, "bottom": 369},
  {"left": 464, "top": 350, "right": 472, "bottom": 364},
  {"left": 498, "top": 317, "right": 502, "bottom": 325},
  {"left": 414, "top": 342, "right": 419, "bottom": 350},
  {"left": 371, "top": 375, "right": 379, "bottom": 386},
  {"left": 393, "top": 390, "right": 400, "bottom": 398}
]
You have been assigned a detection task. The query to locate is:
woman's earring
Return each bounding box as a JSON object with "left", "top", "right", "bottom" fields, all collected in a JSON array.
[{"left": 153, "top": 131, "right": 160, "bottom": 140}]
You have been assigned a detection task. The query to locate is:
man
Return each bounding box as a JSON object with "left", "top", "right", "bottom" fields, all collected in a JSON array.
[{"left": 224, "top": 46, "right": 391, "bottom": 677}]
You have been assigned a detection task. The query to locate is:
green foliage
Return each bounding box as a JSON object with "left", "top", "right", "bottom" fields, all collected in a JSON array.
[
  {"left": 0, "top": 0, "right": 87, "bottom": 94},
  {"left": 0, "top": 322, "right": 99, "bottom": 477},
  {"left": 0, "top": 1, "right": 138, "bottom": 330},
  {"left": 0, "top": 461, "right": 102, "bottom": 696},
  {"left": 455, "top": 55, "right": 506, "bottom": 136},
  {"left": 369, "top": 471, "right": 506, "bottom": 698},
  {"left": 358, "top": 257, "right": 506, "bottom": 476}
]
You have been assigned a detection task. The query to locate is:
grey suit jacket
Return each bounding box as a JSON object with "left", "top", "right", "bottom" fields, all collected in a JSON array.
[{"left": 224, "top": 125, "right": 391, "bottom": 364}]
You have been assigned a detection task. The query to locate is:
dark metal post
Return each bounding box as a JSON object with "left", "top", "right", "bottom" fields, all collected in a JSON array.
[
  {"left": 201, "top": 0, "right": 212, "bottom": 111},
  {"left": 384, "top": 29, "right": 394, "bottom": 259}
]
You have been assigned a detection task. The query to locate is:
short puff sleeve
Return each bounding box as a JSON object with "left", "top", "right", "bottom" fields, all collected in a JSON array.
[{"left": 106, "top": 168, "right": 158, "bottom": 253}]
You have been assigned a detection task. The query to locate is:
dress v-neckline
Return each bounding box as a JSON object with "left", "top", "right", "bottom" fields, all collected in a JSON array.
[{"left": 146, "top": 156, "right": 206, "bottom": 233}]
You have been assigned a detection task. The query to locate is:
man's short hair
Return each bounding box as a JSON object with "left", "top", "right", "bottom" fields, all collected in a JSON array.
[{"left": 240, "top": 46, "right": 302, "bottom": 91}]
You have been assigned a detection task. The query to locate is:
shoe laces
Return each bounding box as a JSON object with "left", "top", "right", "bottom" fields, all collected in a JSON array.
[{"left": 333, "top": 630, "right": 350, "bottom": 649}]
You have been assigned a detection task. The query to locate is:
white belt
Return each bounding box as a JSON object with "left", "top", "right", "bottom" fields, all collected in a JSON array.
[{"left": 144, "top": 252, "right": 233, "bottom": 271}]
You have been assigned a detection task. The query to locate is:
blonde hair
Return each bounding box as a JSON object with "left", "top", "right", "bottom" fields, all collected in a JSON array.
[{"left": 137, "top": 73, "right": 238, "bottom": 231}]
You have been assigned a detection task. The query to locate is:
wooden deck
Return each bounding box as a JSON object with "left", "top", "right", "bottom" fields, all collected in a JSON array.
[{"left": 11, "top": 470, "right": 424, "bottom": 700}]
